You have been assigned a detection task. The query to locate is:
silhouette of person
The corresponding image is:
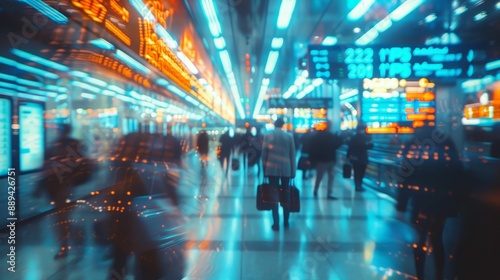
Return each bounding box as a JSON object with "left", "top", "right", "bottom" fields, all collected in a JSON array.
[
  {"left": 262, "top": 118, "right": 296, "bottom": 230},
  {"left": 396, "top": 125, "right": 463, "bottom": 280},
  {"left": 218, "top": 128, "right": 235, "bottom": 174},
  {"left": 347, "top": 124, "right": 373, "bottom": 192},
  {"left": 309, "top": 121, "right": 343, "bottom": 199},
  {"left": 35, "top": 123, "right": 86, "bottom": 259},
  {"left": 196, "top": 130, "right": 209, "bottom": 167}
]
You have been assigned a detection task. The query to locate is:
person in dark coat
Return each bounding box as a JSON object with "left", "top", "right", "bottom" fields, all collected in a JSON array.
[
  {"left": 309, "top": 121, "right": 343, "bottom": 199},
  {"left": 300, "top": 128, "right": 315, "bottom": 179},
  {"left": 196, "top": 130, "right": 209, "bottom": 165},
  {"left": 396, "top": 125, "right": 463, "bottom": 280},
  {"left": 238, "top": 127, "right": 255, "bottom": 171},
  {"left": 218, "top": 128, "right": 236, "bottom": 174},
  {"left": 347, "top": 124, "right": 373, "bottom": 192}
]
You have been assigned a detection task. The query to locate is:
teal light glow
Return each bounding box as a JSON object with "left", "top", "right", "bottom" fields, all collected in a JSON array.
[{"left": 11, "top": 49, "right": 69, "bottom": 72}]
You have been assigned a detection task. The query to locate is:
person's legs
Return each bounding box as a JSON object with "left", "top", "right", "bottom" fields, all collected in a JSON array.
[
  {"left": 268, "top": 176, "right": 280, "bottom": 230},
  {"left": 413, "top": 212, "right": 429, "bottom": 280},
  {"left": 353, "top": 163, "right": 367, "bottom": 191},
  {"left": 281, "top": 177, "right": 291, "bottom": 227},
  {"left": 429, "top": 215, "right": 447, "bottom": 280},
  {"left": 314, "top": 162, "right": 326, "bottom": 196},
  {"left": 326, "top": 161, "right": 335, "bottom": 197}
]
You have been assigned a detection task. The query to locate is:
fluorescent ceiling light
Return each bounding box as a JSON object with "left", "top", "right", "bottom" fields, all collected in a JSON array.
[
  {"left": 115, "top": 50, "right": 151, "bottom": 75},
  {"left": 425, "top": 13, "right": 437, "bottom": 23},
  {"left": 340, "top": 89, "right": 359, "bottom": 100},
  {"left": 312, "top": 78, "right": 323, "bottom": 86},
  {"left": 19, "top": 0, "right": 68, "bottom": 24},
  {"left": 70, "top": 70, "right": 88, "bottom": 78},
  {"left": 85, "top": 76, "right": 107, "bottom": 87},
  {"left": 177, "top": 51, "right": 199, "bottom": 75},
  {"left": 202, "top": 0, "right": 222, "bottom": 37},
  {"left": 262, "top": 78, "right": 270, "bottom": 86},
  {"left": 0, "top": 72, "right": 42, "bottom": 88},
  {"left": 271, "top": 37, "right": 284, "bottom": 49},
  {"left": 90, "top": 38, "right": 115, "bottom": 50},
  {"left": 347, "top": 0, "right": 375, "bottom": 21},
  {"left": 102, "top": 90, "right": 116, "bottom": 96},
  {"left": 167, "top": 84, "right": 187, "bottom": 98},
  {"left": 322, "top": 36, "right": 338, "bottom": 46},
  {"left": 156, "top": 78, "right": 170, "bottom": 86},
  {"left": 277, "top": 0, "right": 296, "bottom": 29},
  {"left": 219, "top": 50, "right": 232, "bottom": 74},
  {"left": 81, "top": 93, "right": 97, "bottom": 100},
  {"left": 355, "top": 26, "right": 379, "bottom": 45},
  {"left": 0, "top": 81, "right": 27, "bottom": 92},
  {"left": 264, "top": 51, "right": 280, "bottom": 74},
  {"left": 296, "top": 85, "right": 315, "bottom": 99},
  {"left": 454, "top": 6, "right": 468, "bottom": 15},
  {"left": 252, "top": 84, "right": 269, "bottom": 118},
  {"left": 390, "top": 0, "right": 424, "bottom": 22},
  {"left": 496, "top": 2, "right": 500, "bottom": 10},
  {"left": 28, "top": 89, "right": 57, "bottom": 97},
  {"left": 474, "top": 11, "right": 487, "bottom": 21},
  {"left": 70, "top": 81, "right": 100, "bottom": 93},
  {"left": 214, "top": 37, "right": 226, "bottom": 49},
  {"left": 486, "top": 59, "right": 500, "bottom": 71},
  {"left": 11, "top": 49, "right": 69, "bottom": 72},
  {"left": 374, "top": 16, "right": 392, "bottom": 32},
  {"left": 353, "top": 27, "right": 361, "bottom": 33},
  {"left": 108, "top": 84, "right": 125, "bottom": 94}
]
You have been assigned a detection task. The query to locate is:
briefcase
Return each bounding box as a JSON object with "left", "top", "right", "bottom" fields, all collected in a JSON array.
[
  {"left": 280, "top": 185, "right": 300, "bottom": 213},
  {"left": 256, "top": 183, "right": 279, "bottom": 211},
  {"left": 343, "top": 163, "right": 352, "bottom": 178}
]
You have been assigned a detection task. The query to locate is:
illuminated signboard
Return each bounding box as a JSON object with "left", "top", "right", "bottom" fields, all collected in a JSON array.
[
  {"left": 57, "top": 0, "right": 234, "bottom": 123},
  {"left": 19, "top": 102, "right": 44, "bottom": 172},
  {"left": 268, "top": 98, "right": 333, "bottom": 109},
  {"left": 361, "top": 78, "right": 436, "bottom": 134},
  {"left": 308, "top": 45, "right": 491, "bottom": 80},
  {"left": 0, "top": 97, "right": 11, "bottom": 176}
]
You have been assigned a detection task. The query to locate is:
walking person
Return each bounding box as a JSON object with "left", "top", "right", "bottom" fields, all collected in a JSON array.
[
  {"left": 34, "top": 124, "right": 86, "bottom": 259},
  {"left": 309, "top": 121, "right": 343, "bottom": 199},
  {"left": 347, "top": 124, "right": 373, "bottom": 192},
  {"left": 262, "top": 118, "right": 296, "bottom": 231},
  {"left": 396, "top": 125, "right": 463, "bottom": 280},
  {"left": 196, "top": 130, "right": 209, "bottom": 168},
  {"left": 218, "top": 128, "right": 235, "bottom": 174}
]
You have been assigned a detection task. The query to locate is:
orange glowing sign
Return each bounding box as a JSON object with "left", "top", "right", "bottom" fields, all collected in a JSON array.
[{"left": 367, "top": 127, "right": 397, "bottom": 134}]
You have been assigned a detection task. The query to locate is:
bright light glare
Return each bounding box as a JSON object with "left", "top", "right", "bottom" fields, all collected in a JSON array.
[
  {"left": 347, "top": 0, "right": 375, "bottom": 21},
  {"left": 277, "top": 0, "right": 296, "bottom": 29}
]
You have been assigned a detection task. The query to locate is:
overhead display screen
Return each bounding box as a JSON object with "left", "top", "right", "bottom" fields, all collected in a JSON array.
[
  {"left": 308, "top": 45, "right": 492, "bottom": 80},
  {"left": 361, "top": 78, "right": 436, "bottom": 134},
  {"left": 19, "top": 102, "right": 44, "bottom": 172},
  {"left": 0, "top": 97, "right": 11, "bottom": 176},
  {"left": 268, "top": 98, "right": 333, "bottom": 109}
]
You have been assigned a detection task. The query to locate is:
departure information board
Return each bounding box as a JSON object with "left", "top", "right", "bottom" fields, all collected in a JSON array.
[
  {"left": 308, "top": 45, "right": 491, "bottom": 80},
  {"left": 0, "top": 97, "right": 11, "bottom": 176},
  {"left": 361, "top": 78, "right": 436, "bottom": 134},
  {"left": 268, "top": 98, "right": 333, "bottom": 109},
  {"left": 19, "top": 102, "right": 44, "bottom": 172}
]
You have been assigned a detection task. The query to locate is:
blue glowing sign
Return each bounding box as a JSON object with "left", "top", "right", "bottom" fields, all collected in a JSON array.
[
  {"left": 308, "top": 45, "right": 492, "bottom": 80},
  {"left": 0, "top": 97, "right": 11, "bottom": 176}
]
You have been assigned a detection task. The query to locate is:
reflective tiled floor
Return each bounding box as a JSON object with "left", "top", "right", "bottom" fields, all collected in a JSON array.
[{"left": 0, "top": 152, "right": 458, "bottom": 279}]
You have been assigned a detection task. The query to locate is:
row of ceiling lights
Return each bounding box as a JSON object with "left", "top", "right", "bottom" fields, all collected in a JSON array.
[
  {"left": 252, "top": 0, "right": 297, "bottom": 119},
  {"left": 201, "top": 0, "right": 246, "bottom": 120}
]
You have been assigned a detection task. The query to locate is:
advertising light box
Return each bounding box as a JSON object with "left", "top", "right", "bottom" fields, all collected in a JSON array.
[
  {"left": 0, "top": 97, "right": 11, "bottom": 176},
  {"left": 19, "top": 102, "right": 44, "bottom": 172},
  {"left": 361, "top": 78, "right": 436, "bottom": 134},
  {"left": 308, "top": 45, "right": 493, "bottom": 80}
]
